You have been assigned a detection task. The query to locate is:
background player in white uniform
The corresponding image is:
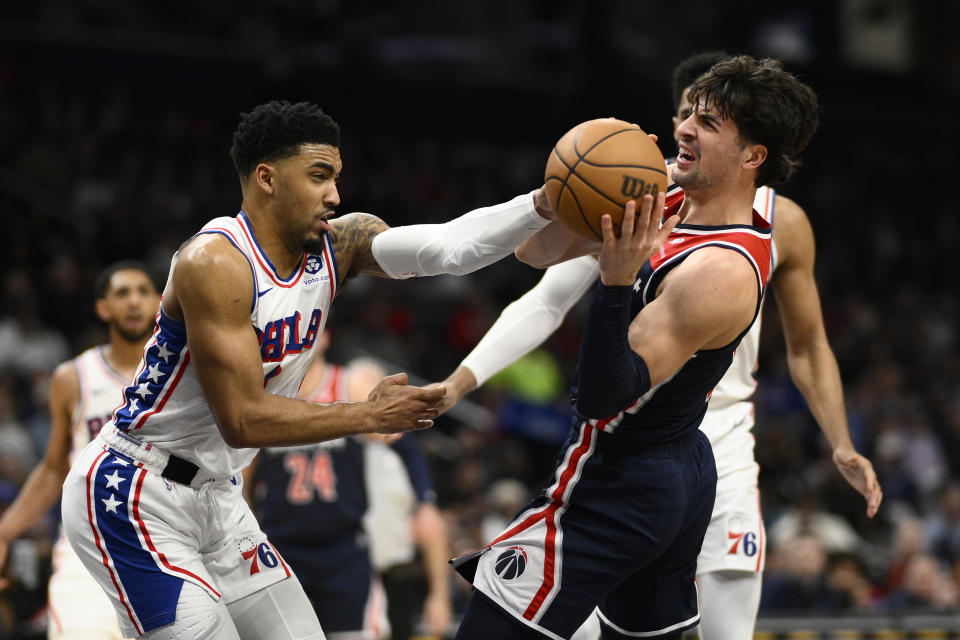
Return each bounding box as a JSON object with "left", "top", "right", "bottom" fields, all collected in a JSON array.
[
  {"left": 434, "top": 53, "right": 882, "bottom": 640},
  {"left": 59, "top": 100, "right": 555, "bottom": 640},
  {"left": 0, "top": 261, "right": 160, "bottom": 639}
]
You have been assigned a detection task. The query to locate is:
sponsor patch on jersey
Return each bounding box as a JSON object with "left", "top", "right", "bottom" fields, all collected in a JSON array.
[{"left": 305, "top": 256, "right": 321, "bottom": 274}]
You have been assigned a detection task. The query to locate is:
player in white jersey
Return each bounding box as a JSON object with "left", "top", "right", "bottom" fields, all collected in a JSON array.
[
  {"left": 0, "top": 261, "right": 160, "bottom": 639},
  {"left": 433, "top": 54, "right": 882, "bottom": 640},
  {"left": 59, "top": 100, "right": 555, "bottom": 640}
]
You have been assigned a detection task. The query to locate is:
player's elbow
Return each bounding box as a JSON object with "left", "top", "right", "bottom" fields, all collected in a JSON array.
[
  {"left": 514, "top": 243, "right": 550, "bottom": 269},
  {"left": 216, "top": 413, "right": 258, "bottom": 448}
]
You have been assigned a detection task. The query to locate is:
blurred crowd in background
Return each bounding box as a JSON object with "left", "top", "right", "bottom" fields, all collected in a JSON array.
[{"left": 0, "top": 0, "right": 958, "bottom": 636}]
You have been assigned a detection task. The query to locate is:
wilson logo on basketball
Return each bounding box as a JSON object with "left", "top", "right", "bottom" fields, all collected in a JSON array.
[
  {"left": 495, "top": 546, "right": 528, "bottom": 581},
  {"left": 620, "top": 175, "right": 660, "bottom": 199}
]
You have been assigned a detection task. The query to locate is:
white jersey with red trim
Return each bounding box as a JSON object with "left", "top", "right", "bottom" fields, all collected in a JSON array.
[
  {"left": 68, "top": 346, "right": 131, "bottom": 464},
  {"left": 49, "top": 345, "right": 129, "bottom": 639},
  {"left": 706, "top": 185, "right": 778, "bottom": 412},
  {"left": 107, "top": 212, "right": 339, "bottom": 478},
  {"left": 698, "top": 186, "right": 778, "bottom": 485}
]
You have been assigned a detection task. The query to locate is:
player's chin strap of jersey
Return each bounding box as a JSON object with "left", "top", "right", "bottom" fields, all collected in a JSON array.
[
  {"left": 575, "top": 282, "right": 651, "bottom": 420},
  {"left": 370, "top": 191, "right": 549, "bottom": 279}
]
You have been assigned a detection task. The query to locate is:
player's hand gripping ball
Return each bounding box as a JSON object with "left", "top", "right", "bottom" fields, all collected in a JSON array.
[{"left": 544, "top": 118, "right": 668, "bottom": 239}]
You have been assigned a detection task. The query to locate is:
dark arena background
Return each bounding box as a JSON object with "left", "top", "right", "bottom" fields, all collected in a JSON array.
[{"left": 1, "top": 1, "right": 959, "bottom": 638}]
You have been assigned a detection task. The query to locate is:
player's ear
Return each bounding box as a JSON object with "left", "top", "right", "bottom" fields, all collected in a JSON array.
[
  {"left": 94, "top": 298, "right": 110, "bottom": 323},
  {"left": 254, "top": 163, "right": 276, "bottom": 195},
  {"left": 742, "top": 144, "right": 767, "bottom": 172}
]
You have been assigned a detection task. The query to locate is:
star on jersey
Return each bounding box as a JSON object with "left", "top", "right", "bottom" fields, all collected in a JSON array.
[
  {"left": 103, "top": 470, "right": 126, "bottom": 490},
  {"left": 102, "top": 494, "right": 122, "bottom": 514},
  {"left": 145, "top": 363, "right": 163, "bottom": 383},
  {"left": 128, "top": 398, "right": 139, "bottom": 413},
  {"left": 135, "top": 382, "right": 152, "bottom": 399},
  {"left": 633, "top": 277, "right": 644, "bottom": 293},
  {"left": 156, "top": 342, "right": 173, "bottom": 363}
]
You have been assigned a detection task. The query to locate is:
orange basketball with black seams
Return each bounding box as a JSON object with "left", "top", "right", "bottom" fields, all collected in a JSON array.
[{"left": 544, "top": 118, "right": 668, "bottom": 240}]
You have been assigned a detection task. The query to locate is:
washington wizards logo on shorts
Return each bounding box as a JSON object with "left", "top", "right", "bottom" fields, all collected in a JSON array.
[
  {"left": 305, "top": 256, "right": 321, "bottom": 274},
  {"left": 495, "top": 545, "right": 528, "bottom": 581}
]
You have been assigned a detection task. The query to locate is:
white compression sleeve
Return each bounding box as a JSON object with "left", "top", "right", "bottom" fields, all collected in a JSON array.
[
  {"left": 461, "top": 255, "right": 600, "bottom": 386},
  {"left": 370, "top": 191, "right": 549, "bottom": 279}
]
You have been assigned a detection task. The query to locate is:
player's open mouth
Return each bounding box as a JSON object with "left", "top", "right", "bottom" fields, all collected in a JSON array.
[{"left": 677, "top": 145, "right": 696, "bottom": 163}]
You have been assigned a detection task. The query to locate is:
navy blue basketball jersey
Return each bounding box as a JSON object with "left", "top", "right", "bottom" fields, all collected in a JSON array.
[
  {"left": 256, "top": 364, "right": 434, "bottom": 547},
  {"left": 571, "top": 185, "right": 772, "bottom": 446}
]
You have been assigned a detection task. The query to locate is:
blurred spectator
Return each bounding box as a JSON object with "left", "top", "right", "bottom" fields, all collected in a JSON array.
[
  {"left": 881, "top": 554, "right": 960, "bottom": 612},
  {"left": 926, "top": 482, "right": 960, "bottom": 566},
  {"left": 768, "top": 492, "right": 863, "bottom": 554}
]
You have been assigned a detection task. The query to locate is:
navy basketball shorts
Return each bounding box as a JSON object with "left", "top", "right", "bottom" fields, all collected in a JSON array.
[
  {"left": 280, "top": 534, "right": 389, "bottom": 638},
  {"left": 454, "top": 422, "right": 717, "bottom": 640}
]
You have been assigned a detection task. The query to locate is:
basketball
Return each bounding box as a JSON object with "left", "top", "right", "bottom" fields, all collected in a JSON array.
[{"left": 544, "top": 118, "right": 668, "bottom": 240}]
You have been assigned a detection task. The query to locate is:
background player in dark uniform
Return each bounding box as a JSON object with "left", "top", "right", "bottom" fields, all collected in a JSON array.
[
  {"left": 245, "top": 331, "right": 451, "bottom": 640},
  {"left": 451, "top": 55, "right": 821, "bottom": 640}
]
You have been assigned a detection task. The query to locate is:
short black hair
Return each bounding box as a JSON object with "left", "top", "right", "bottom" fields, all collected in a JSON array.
[
  {"left": 671, "top": 51, "right": 729, "bottom": 110},
  {"left": 688, "top": 55, "right": 820, "bottom": 186},
  {"left": 95, "top": 260, "right": 156, "bottom": 298},
  {"left": 229, "top": 100, "right": 341, "bottom": 180}
]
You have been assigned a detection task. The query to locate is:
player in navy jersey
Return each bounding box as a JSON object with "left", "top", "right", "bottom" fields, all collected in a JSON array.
[
  {"left": 438, "top": 52, "right": 882, "bottom": 640},
  {"left": 0, "top": 261, "right": 159, "bottom": 639},
  {"left": 244, "top": 332, "right": 451, "bottom": 640},
  {"left": 59, "top": 100, "right": 554, "bottom": 640},
  {"left": 449, "top": 56, "right": 822, "bottom": 640}
]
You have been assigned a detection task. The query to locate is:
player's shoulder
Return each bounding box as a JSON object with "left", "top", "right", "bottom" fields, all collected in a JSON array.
[
  {"left": 328, "top": 212, "right": 389, "bottom": 252},
  {"left": 771, "top": 193, "right": 815, "bottom": 265},
  {"left": 175, "top": 231, "right": 251, "bottom": 277},
  {"left": 772, "top": 193, "right": 808, "bottom": 224},
  {"left": 49, "top": 356, "right": 81, "bottom": 398}
]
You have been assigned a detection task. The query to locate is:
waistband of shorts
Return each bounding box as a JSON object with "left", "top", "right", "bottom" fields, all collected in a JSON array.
[
  {"left": 593, "top": 427, "right": 703, "bottom": 455},
  {"left": 98, "top": 426, "right": 223, "bottom": 488}
]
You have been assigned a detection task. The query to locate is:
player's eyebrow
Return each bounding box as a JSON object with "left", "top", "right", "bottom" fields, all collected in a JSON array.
[
  {"left": 697, "top": 112, "right": 720, "bottom": 128},
  {"left": 308, "top": 162, "right": 335, "bottom": 173}
]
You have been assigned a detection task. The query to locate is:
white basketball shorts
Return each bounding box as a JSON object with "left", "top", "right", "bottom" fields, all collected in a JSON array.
[{"left": 61, "top": 428, "right": 292, "bottom": 638}]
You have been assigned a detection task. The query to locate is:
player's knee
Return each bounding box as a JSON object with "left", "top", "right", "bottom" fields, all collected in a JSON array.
[
  {"left": 226, "top": 576, "right": 325, "bottom": 640},
  {"left": 141, "top": 582, "right": 237, "bottom": 640}
]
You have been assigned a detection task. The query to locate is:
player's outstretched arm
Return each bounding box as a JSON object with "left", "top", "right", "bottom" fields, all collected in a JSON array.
[
  {"left": 169, "top": 235, "right": 444, "bottom": 448},
  {"left": 771, "top": 197, "right": 882, "bottom": 517},
  {"left": 435, "top": 255, "right": 600, "bottom": 414},
  {"left": 0, "top": 359, "right": 78, "bottom": 590},
  {"left": 328, "top": 189, "right": 554, "bottom": 284}
]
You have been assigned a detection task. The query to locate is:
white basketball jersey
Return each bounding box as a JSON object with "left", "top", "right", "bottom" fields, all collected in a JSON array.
[
  {"left": 69, "top": 346, "right": 131, "bottom": 464},
  {"left": 108, "top": 212, "right": 339, "bottom": 478},
  {"left": 700, "top": 186, "right": 777, "bottom": 480}
]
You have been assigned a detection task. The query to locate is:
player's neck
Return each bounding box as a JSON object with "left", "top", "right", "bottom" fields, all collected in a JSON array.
[
  {"left": 104, "top": 335, "right": 150, "bottom": 379},
  {"left": 240, "top": 204, "right": 305, "bottom": 278},
  {"left": 677, "top": 183, "right": 757, "bottom": 226}
]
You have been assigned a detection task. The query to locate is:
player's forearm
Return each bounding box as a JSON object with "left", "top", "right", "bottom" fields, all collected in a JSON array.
[
  {"left": 370, "top": 191, "right": 551, "bottom": 279},
  {"left": 786, "top": 338, "right": 854, "bottom": 451},
  {"left": 214, "top": 395, "right": 378, "bottom": 448},
  {"left": 0, "top": 462, "right": 69, "bottom": 543},
  {"left": 575, "top": 283, "right": 650, "bottom": 419},
  {"left": 460, "top": 256, "right": 598, "bottom": 387}
]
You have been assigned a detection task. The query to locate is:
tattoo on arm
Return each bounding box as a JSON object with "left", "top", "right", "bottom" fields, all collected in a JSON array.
[{"left": 328, "top": 213, "right": 391, "bottom": 285}]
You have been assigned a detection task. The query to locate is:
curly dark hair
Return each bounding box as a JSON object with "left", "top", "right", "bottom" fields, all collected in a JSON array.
[
  {"left": 671, "top": 51, "right": 729, "bottom": 110},
  {"left": 229, "top": 100, "right": 341, "bottom": 180},
  {"left": 688, "top": 55, "right": 820, "bottom": 186}
]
